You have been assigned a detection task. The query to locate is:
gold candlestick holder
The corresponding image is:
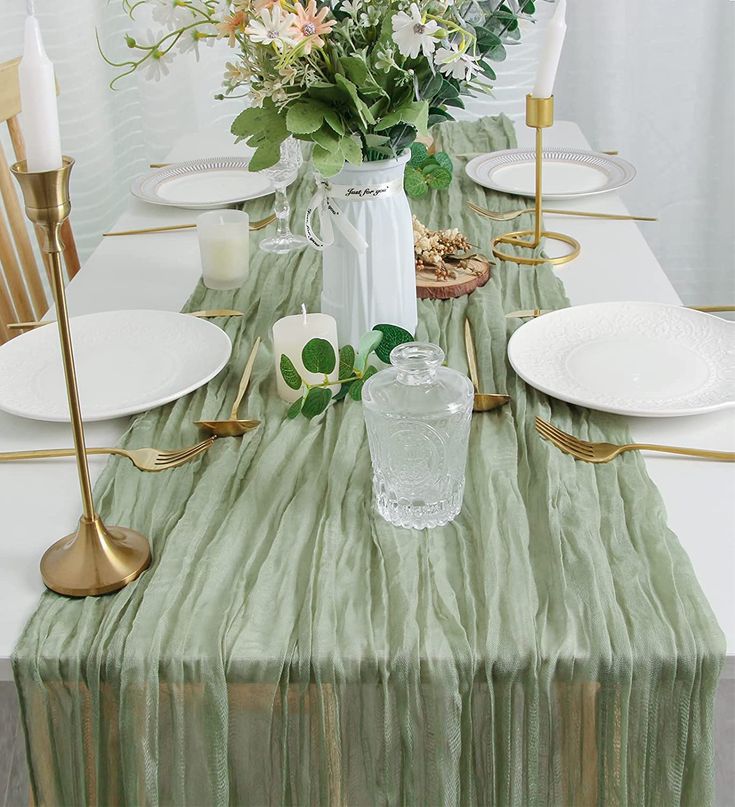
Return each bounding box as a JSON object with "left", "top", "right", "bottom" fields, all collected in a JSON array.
[
  {"left": 11, "top": 157, "right": 151, "bottom": 597},
  {"left": 491, "top": 95, "right": 581, "bottom": 266}
]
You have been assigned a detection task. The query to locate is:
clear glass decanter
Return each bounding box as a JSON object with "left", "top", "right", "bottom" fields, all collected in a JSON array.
[{"left": 362, "top": 342, "right": 474, "bottom": 529}]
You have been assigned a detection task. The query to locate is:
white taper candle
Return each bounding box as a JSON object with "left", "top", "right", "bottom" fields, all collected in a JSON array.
[
  {"left": 19, "top": 5, "right": 62, "bottom": 172},
  {"left": 531, "top": 0, "right": 567, "bottom": 99}
]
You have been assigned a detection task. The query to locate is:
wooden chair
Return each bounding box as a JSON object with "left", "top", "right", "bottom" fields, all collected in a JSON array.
[{"left": 0, "top": 57, "right": 80, "bottom": 344}]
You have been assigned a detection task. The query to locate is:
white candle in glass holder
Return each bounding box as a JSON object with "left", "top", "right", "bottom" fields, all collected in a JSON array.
[
  {"left": 273, "top": 306, "right": 339, "bottom": 403},
  {"left": 196, "top": 210, "right": 250, "bottom": 290}
]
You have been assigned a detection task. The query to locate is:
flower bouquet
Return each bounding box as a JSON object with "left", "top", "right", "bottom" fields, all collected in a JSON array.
[
  {"left": 111, "top": 0, "right": 533, "bottom": 342},
  {"left": 112, "top": 0, "right": 532, "bottom": 173}
]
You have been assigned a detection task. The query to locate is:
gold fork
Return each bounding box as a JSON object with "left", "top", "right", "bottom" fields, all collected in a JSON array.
[
  {"left": 0, "top": 437, "right": 216, "bottom": 472},
  {"left": 9, "top": 309, "right": 244, "bottom": 331},
  {"left": 535, "top": 417, "right": 735, "bottom": 463},
  {"left": 467, "top": 200, "right": 657, "bottom": 223},
  {"left": 102, "top": 212, "right": 276, "bottom": 237}
]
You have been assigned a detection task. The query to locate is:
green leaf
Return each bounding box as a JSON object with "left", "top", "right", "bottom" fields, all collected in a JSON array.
[
  {"left": 338, "top": 55, "right": 369, "bottom": 86},
  {"left": 426, "top": 166, "right": 452, "bottom": 190},
  {"left": 349, "top": 364, "right": 378, "bottom": 400},
  {"left": 301, "top": 338, "right": 336, "bottom": 374},
  {"left": 404, "top": 165, "right": 428, "bottom": 199},
  {"left": 249, "top": 140, "right": 283, "bottom": 172},
  {"left": 286, "top": 102, "right": 326, "bottom": 135},
  {"left": 302, "top": 387, "right": 332, "bottom": 419},
  {"left": 409, "top": 142, "right": 429, "bottom": 168},
  {"left": 311, "top": 124, "right": 342, "bottom": 151},
  {"left": 333, "top": 382, "right": 352, "bottom": 402},
  {"left": 312, "top": 143, "right": 344, "bottom": 177},
  {"left": 434, "top": 151, "right": 453, "bottom": 173},
  {"left": 286, "top": 397, "right": 304, "bottom": 419},
  {"left": 280, "top": 354, "right": 302, "bottom": 390},
  {"left": 372, "top": 324, "right": 414, "bottom": 363},
  {"left": 338, "top": 345, "right": 355, "bottom": 378},
  {"left": 335, "top": 74, "right": 375, "bottom": 128},
  {"left": 374, "top": 100, "right": 428, "bottom": 134},
  {"left": 340, "top": 135, "right": 363, "bottom": 165},
  {"left": 323, "top": 110, "right": 345, "bottom": 135},
  {"left": 355, "top": 330, "right": 383, "bottom": 373},
  {"left": 365, "top": 133, "right": 390, "bottom": 149}
]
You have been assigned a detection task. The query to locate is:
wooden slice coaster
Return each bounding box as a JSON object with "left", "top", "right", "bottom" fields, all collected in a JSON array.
[{"left": 416, "top": 255, "right": 492, "bottom": 300}]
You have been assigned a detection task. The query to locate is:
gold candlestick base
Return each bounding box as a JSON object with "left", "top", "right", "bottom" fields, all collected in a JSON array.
[
  {"left": 11, "top": 157, "right": 151, "bottom": 597},
  {"left": 492, "top": 95, "right": 581, "bottom": 267},
  {"left": 41, "top": 517, "right": 151, "bottom": 597}
]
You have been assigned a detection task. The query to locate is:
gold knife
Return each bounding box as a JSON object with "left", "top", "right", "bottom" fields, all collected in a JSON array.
[{"left": 506, "top": 305, "right": 735, "bottom": 319}]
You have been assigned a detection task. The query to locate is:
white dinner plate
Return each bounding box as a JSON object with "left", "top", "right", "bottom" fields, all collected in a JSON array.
[
  {"left": 0, "top": 310, "right": 232, "bottom": 422},
  {"left": 465, "top": 148, "right": 636, "bottom": 199},
  {"left": 507, "top": 302, "right": 735, "bottom": 417},
  {"left": 131, "top": 157, "right": 275, "bottom": 209}
]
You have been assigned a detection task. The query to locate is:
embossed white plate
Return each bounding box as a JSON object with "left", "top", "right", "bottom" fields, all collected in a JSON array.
[
  {"left": 131, "top": 157, "right": 275, "bottom": 209},
  {"left": 465, "top": 149, "right": 636, "bottom": 199},
  {"left": 507, "top": 302, "right": 735, "bottom": 417},
  {"left": 0, "top": 311, "right": 232, "bottom": 422}
]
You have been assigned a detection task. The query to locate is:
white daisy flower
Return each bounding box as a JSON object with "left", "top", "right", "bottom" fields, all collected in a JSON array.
[
  {"left": 434, "top": 43, "right": 480, "bottom": 81},
  {"left": 340, "top": 0, "right": 363, "bottom": 15},
  {"left": 151, "top": 0, "right": 192, "bottom": 30},
  {"left": 177, "top": 27, "right": 213, "bottom": 60},
  {"left": 245, "top": 6, "right": 298, "bottom": 50},
  {"left": 143, "top": 48, "right": 173, "bottom": 81},
  {"left": 391, "top": 3, "right": 439, "bottom": 59}
]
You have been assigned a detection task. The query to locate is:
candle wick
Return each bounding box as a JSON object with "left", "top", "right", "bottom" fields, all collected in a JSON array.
[{"left": 301, "top": 303, "right": 307, "bottom": 324}]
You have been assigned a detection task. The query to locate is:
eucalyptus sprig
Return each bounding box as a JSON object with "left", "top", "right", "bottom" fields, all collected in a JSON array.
[
  {"left": 404, "top": 142, "right": 453, "bottom": 199},
  {"left": 281, "top": 324, "right": 413, "bottom": 420}
]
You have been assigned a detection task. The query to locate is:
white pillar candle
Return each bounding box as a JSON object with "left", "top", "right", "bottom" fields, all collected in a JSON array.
[
  {"left": 196, "top": 209, "right": 250, "bottom": 290},
  {"left": 19, "top": 1, "right": 63, "bottom": 172},
  {"left": 273, "top": 306, "right": 339, "bottom": 403},
  {"left": 531, "top": 0, "right": 567, "bottom": 99}
]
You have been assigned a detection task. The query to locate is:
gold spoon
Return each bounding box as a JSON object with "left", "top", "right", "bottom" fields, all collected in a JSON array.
[
  {"left": 195, "top": 338, "right": 261, "bottom": 437},
  {"left": 464, "top": 319, "right": 511, "bottom": 412}
]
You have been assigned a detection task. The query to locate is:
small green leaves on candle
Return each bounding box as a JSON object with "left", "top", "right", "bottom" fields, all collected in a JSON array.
[
  {"left": 302, "top": 338, "right": 336, "bottom": 375},
  {"left": 280, "top": 355, "right": 302, "bottom": 390},
  {"left": 280, "top": 325, "right": 415, "bottom": 422},
  {"left": 302, "top": 387, "right": 332, "bottom": 419},
  {"left": 286, "top": 398, "right": 303, "bottom": 419},
  {"left": 372, "top": 324, "right": 414, "bottom": 364},
  {"left": 338, "top": 345, "right": 355, "bottom": 378}
]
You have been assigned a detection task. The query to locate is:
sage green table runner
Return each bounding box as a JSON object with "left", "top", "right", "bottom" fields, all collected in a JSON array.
[{"left": 14, "top": 117, "right": 724, "bottom": 806}]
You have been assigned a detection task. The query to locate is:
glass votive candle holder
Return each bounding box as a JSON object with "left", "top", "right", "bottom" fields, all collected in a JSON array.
[{"left": 196, "top": 209, "right": 250, "bottom": 290}]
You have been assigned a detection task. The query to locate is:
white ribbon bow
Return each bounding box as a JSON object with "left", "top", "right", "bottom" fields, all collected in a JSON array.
[{"left": 304, "top": 175, "right": 404, "bottom": 253}]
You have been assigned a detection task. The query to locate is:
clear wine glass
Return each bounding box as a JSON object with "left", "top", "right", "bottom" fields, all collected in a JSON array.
[{"left": 259, "top": 137, "right": 308, "bottom": 254}]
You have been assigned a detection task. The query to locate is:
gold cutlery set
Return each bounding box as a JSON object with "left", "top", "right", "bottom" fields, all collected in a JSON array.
[
  {"left": 0, "top": 337, "right": 263, "bottom": 472},
  {"left": 9, "top": 309, "right": 245, "bottom": 332},
  {"left": 535, "top": 418, "right": 735, "bottom": 464}
]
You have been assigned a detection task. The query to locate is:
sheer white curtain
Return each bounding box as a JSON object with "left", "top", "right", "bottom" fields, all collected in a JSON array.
[
  {"left": 0, "top": 0, "right": 242, "bottom": 261},
  {"left": 1, "top": 1, "right": 732, "bottom": 303},
  {"left": 553, "top": 0, "right": 735, "bottom": 305}
]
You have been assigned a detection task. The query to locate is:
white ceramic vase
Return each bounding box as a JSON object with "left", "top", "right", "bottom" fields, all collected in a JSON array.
[{"left": 320, "top": 152, "right": 417, "bottom": 347}]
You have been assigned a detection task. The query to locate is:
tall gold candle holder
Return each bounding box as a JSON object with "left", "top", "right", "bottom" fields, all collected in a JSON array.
[
  {"left": 11, "top": 157, "right": 150, "bottom": 597},
  {"left": 491, "top": 94, "right": 581, "bottom": 266}
]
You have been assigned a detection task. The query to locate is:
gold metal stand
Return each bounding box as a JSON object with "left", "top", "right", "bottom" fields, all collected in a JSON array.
[
  {"left": 10, "top": 157, "right": 151, "bottom": 597},
  {"left": 492, "top": 95, "right": 581, "bottom": 267}
]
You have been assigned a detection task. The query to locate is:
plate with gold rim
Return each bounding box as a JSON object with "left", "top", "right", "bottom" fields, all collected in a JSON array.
[{"left": 507, "top": 302, "right": 735, "bottom": 417}]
